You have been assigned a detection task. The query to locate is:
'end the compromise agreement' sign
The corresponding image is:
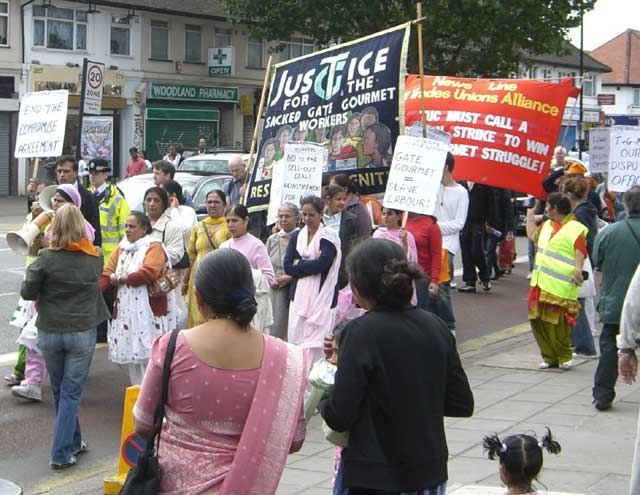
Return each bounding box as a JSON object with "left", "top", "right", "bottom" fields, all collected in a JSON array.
[
  {"left": 15, "top": 90, "right": 69, "bottom": 158},
  {"left": 383, "top": 135, "right": 449, "bottom": 216}
]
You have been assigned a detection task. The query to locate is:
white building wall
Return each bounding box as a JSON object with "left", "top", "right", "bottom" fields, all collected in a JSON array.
[{"left": 601, "top": 85, "right": 640, "bottom": 117}]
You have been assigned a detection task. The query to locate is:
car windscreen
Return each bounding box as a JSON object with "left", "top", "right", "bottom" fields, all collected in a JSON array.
[{"left": 179, "top": 159, "right": 229, "bottom": 175}]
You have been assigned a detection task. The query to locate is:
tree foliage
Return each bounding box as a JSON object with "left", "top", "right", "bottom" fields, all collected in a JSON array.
[{"left": 221, "top": 0, "right": 595, "bottom": 76}]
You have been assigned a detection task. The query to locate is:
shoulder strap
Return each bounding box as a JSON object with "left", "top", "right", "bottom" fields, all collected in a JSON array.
[
  {"left": 625, "top": 220, "right": 640, "bottom": 249},
  {"left": 202, "top": 222, "right": 216, "bottom": 250},
  {"left": 145, "top": 328, "right": 180, "bottom": 453}
]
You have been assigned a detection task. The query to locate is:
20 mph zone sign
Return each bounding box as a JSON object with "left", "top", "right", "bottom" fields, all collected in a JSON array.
[{"left": 83, "top": 60, "right": 105, "bottom": 115}]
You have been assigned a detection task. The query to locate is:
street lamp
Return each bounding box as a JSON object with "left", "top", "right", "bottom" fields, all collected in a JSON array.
[{"left": 578, "top": 0, "right": 584, "bottom": 159}]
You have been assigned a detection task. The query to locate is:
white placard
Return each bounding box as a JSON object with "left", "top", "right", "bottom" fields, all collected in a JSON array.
[
  {"left": 266, "top": 160, "right": 284, "bottom": 226},
  {"left": 83, "top": 60, "right": 105, "bottom": 115},
  {"left": 608, "top": 126, "right": 640, "bottom": 192},
  {"left": 588, "top": 127, "right": 610, "bottom": 174},
  {"left": 15, "top": 90, "right": 69, "bottom": 158},
  {"left": 383, "top": 135, "right": 449, "bottom": 215}
]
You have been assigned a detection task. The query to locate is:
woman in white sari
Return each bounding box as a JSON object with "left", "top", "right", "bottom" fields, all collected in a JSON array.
[
  {"left": 100, "top": 211, "right": 176, "bottom": 385},
  {"left": 284, "top": 196, "right": 341, "bottom": 370}
]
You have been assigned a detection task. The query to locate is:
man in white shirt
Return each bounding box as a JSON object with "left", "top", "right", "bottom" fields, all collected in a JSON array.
[
  {"left": 163, "top": 143, "right": 181, "bottom": 167},
  {"left": 433, "top": 152, "right": 469, "bottom": 330}
]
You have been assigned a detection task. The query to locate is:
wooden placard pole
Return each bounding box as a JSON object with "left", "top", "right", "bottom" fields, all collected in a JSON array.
[
  {"left": 401, "top": 3, "right": 426, "bottom": 229},
  {"left": 241, "top": 55, "right": 273, "bottom": 206},
  {"left": 31, "top": 158, "right": 40, "bottom": 180}
]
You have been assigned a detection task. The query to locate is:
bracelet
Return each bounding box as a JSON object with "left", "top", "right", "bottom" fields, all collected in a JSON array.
[{"left": 618, "top": 348, "right": 636, "bottom": 356}]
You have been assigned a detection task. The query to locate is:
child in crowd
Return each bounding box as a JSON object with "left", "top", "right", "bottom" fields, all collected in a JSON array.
[{"left": 483, "top": 428, "right": 561, "bottom": 495}]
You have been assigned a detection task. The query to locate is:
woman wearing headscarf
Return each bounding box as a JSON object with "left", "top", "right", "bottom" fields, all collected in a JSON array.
[
  {"left": 21, "top": 204, "right": 109, "bottom": 469},
  {"left": 266, "top": 203, "right": 299, "bottom": 340}
]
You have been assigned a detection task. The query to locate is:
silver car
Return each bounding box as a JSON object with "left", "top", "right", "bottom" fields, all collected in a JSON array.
[{"left": 179, "top": 151, "right": 250, "bottom": 175}]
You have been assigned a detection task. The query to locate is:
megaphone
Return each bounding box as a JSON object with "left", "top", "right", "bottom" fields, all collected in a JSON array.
[
  {"left": 6, "top": 212, "right": 52, "bottom": 256},
  {"left": 39, "top": 185, "right": 58, "bottom": 213}
]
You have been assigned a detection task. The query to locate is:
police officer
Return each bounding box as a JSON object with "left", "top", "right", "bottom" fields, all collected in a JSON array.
[
  {"left": 88, "top": 159, "right": 130, "bottom": 262},
  {"left": 88, "top": 159, "right": 130, "bottom": 343}
]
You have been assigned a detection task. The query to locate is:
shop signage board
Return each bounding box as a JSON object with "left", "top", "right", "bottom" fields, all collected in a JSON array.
[
  {"left": 148, "top": 82, "right": 238, "bottom": 103},
  {"left": 208, "top": 47, "right": 234, "bottom": 76}
]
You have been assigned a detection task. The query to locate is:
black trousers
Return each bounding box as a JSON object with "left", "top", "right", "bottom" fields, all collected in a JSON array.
[
  {"left": 460, "top": 223, "right": 490, "bottom": 284},
  {"left": 593, "top": 323, "right": 620, "bottom": 403}
]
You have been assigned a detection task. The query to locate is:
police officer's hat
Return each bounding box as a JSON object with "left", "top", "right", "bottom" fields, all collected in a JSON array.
[{"left": 88, "top": 159, "right": 111, "bottom": 173}]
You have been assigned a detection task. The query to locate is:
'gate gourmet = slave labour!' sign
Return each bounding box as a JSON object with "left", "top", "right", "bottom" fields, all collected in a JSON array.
[
  {"left": 15, "top": 90, "right": 69, "bottom": 158},
  {"left": 383, "top": 135, "right": 449, "bottom": 216}
]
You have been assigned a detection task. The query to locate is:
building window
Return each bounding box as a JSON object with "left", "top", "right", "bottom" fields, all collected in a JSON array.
[
  {"left": 0, "top": 2, "right": 8, "bottom": 46},
  {"left": 527, "top": 67, "right": 537, "bottom": 79},
  {"left": 110, "top": 16, "right": 130, "bottom": 56},
  {"left": 33, "top": 6, "right": 87, "bottom": 50},
  {"left": 184, "top": 24, "right": 202, "bottom": 62},
  {"left": 633, "top": 89, "right": 640, "bottom": 107},
  {"left": 215, "top": 28, "right": 232, "bottom": 47},
  {"left": 583, "top": 75, "right": 595, "bottom": 97},
  {"left": 541, "top": 68, "right": 552, "bottom": 81},
  {"left": 151, "top": 20, "right": 169, "bottom": 60},
  {"left": 280, "top": 37, "right": 314, "bottom": 61},
  {"left": 247, "top": 36, "right": 263, "bottom": 68}
]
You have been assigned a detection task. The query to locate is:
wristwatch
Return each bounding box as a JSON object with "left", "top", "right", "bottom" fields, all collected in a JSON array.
[{"left": 618, "top": 348, "right": 636, "bottom": 356}]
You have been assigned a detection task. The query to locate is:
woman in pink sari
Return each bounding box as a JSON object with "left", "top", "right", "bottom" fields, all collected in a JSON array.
[
  {"left": 284, "top": 195, "right": 342, "bottom": 370},
  {"left": 133, "top": 248, "right": 306, "bottom": 495}
]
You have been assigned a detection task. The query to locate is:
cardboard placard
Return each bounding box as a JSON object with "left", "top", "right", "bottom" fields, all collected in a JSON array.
[
  {"left": 383, "top": 135, "right": 449, "bottom": 215},
  {"left": 588, "top": 127, "right": 610, "bottom": 174},
  {"left": 15, "top": 90, "right": 69, "bottom": 158},
  {"left": 608, "top": 126, "right": 640, "bottom": 192}
]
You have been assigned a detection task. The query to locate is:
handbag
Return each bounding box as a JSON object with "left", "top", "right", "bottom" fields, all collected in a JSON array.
[
  {"left": 119, "top": 328, "right": 180, "bottom": 495},
  {"left": 162, "top": 229, "right": 190, "bottom": 269},
  {"left": 147, "top": 269, "right": 181, "bottom": 298}
]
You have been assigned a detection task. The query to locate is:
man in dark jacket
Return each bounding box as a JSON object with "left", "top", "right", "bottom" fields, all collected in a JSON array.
[{"left": 56, "top": 156, "right": 101, "bottom": 247}]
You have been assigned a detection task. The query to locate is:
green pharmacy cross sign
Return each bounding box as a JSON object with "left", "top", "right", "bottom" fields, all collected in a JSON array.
[{"left": 208, "top": 47, "right": 234, "bottom": 76}]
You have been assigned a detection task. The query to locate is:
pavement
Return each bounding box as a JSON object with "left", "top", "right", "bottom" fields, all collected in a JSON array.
[{"left": 0, "top": 195, "right": 637, "bottom": 494}]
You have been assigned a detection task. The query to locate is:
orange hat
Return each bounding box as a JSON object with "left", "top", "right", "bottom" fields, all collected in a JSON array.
[{"left": 565, "top": 158, "right": 588, "bottom": 175}]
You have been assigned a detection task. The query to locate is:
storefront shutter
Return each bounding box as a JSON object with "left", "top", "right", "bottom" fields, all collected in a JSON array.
[{"left": 0, "top": 112, "right": 10, "bottom": 195}]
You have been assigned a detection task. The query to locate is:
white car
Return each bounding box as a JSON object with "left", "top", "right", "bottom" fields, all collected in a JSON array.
[{"left": 179, "top": 151, "right": 250, "bottom": 175}]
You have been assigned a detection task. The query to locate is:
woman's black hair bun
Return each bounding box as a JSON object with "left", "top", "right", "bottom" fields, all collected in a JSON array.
[{"left": 230, "top": 297, "right": 258, "bottom": 327}]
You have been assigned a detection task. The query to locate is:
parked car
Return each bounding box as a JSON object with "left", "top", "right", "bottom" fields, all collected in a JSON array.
[
  {"left": 178, "top": 151, "right": 250, "bottom": 175},
  {"left": 117, "top": 172, "right": 231, "bottom": 218}
]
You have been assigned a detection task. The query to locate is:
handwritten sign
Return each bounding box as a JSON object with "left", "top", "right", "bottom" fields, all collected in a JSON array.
[
  {"left": 608, "top": 126, "right": 640, "bottom": 192},
  {"left": 383, "top": 135, "right": 449, "bottom": 215},
  {"left": 266, "top": 143, "right": 326, "bottom": 225},
  {"left": 588, "top": 128, "right": 610, "bottom": 174},
  {"left": 15, "top": 90, "right": 69, "bottom": 158}
]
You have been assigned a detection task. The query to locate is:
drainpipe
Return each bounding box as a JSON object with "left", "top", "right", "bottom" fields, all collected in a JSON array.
[{"left": 21, "top": 0, "right": 36, "bottom": 65}]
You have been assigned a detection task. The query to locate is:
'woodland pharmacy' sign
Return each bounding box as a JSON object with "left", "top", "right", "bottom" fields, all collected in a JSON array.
[{"left": 148, "top": 83, "right": 238, "bottom": 103}]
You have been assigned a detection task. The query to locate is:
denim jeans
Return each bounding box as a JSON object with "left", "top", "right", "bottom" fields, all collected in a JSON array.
[
  {"left": 38, "top": 328, "right": 96, "bottom": 464},
  {"left": 571, "top": 298, "right": 597, "bottom": 355},
  {"left": 593, "top": 323, "right": 620, "bottom": 404},
  {"left": 485, "top": 234, "right": 500, "bottom": 277}
]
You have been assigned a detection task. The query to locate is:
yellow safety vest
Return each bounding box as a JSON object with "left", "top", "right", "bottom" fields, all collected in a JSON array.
[
  {"left": 531, "top": 218, "right": 587, "bottom": 300},
  {"left": 89, "top": 183, "right": 130, "bottom": 262}
]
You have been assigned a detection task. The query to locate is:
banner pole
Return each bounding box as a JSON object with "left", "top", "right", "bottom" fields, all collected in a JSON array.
[
  {"left": 402, "top": 2, "right": 427, "bottom": 229},
  {"left": 559, "top": 76, "right": 584, "bottom": 152},
  {"left": 242, "top": 55, "right": 273, "bottom": 206}
]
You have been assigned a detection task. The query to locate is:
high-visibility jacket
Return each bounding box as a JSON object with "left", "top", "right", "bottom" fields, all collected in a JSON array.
[
  {"left": 531, "top": 218, "right": 587, "bottom": 300},
  {"left": 89, "top": 183, "right": 130, "bottom": 262}
]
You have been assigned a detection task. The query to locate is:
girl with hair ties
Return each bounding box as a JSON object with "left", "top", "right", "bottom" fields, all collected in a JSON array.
[
  {"left": 482, "top": 428, "right": 562, "bottom": 495},
  {"left": 319, "top": 239, "right": 473, "bottom": 495},
  {"left": 133, "top": 249, "right": 307, "bottom": 495}
]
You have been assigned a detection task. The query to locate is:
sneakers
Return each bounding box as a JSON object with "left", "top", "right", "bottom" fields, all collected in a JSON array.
[
  {"left": 450, "top": 281, "right": 457, "bottom": 289},
  {"left": 74, "top": 441, "right": 88, "bottom": 456},
  {"left": 539, "top": 362, "right": 558, "bottom": 369},
  {"left": 526, "top": 272, "right": 532, "bottom": 280},
  {"left": 593, "top": 399, "right": 612, "bottom": 411},
  {"left": 457, "top": 284, "right": 476, "bottom": 293},
  {"left": 50, "top": 455, "right": 77, "bottom": 470},
  {"left": 559, "top": 360, "right": 574, "bottom": 370},
  {"left": 3, "top": 373, "right": 23, "bottom": 386},
  {"left": 573, "top": 352, "right": 598, "bottom": 359},
  {"left": 481, "top": 280, "right": 492, "bottom": 292},
  {"left": 11, "top": 383, "right": 42, "bottom": 401}
]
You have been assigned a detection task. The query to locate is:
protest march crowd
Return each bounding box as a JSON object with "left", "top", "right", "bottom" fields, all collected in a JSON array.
[{"left": 5, "top": 21, "right": 640, "bottom": 495}]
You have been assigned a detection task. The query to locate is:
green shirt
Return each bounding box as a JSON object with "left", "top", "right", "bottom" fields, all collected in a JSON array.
[{"left": 593, "top": 216, "right": 640, "bottom": 324}]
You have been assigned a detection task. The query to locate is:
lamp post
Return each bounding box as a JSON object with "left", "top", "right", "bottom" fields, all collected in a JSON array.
[{"left": 578, "top": 1, "right": 584, "bottom": 160}]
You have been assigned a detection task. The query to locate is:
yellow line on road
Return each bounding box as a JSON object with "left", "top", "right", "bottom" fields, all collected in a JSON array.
[{"left": 29, "top": 458, "right": 117, "bottom": 495}]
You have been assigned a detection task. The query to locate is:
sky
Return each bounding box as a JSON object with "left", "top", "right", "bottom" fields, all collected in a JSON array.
[{"left": 568, "top": 0, "right": 640, "bottom": 51}]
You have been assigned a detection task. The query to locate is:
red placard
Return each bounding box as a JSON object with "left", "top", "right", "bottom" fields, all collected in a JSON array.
[{"left": 404, "top": 75, "right": 580, "bottom": 198}]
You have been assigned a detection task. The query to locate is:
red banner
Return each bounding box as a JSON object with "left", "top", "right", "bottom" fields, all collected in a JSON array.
[{"left": 404, "top": 75, "right": 580, "bottom": 198}]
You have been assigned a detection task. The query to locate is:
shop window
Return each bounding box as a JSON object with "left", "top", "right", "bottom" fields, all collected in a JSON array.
[
  {"left": 111, "top": 15, "right": 130, "bottom": 56},
  {"left": 280, "top": 37, "right": 314, "bottom": 61},
  {"left": 247, "top": 36, "right": 263, "bottom": 68},
  {"left": 215, "top": 28, "right": 232, "bottom": 48},
  {"left": 0, "top": 2, "right": 8, "bottom": 46},
  {"left": 633, "top": 89, "right": 640, "bottom": 107},
  {"left": 583, "top": 75, "right": 595, "bottom": 97},
  {"left": 184, "top": 24, "right": 202, "bottom": 62},
  {"left": 0, "top": 76, "right": 13, "bottom": 98},
  {"left": 33, "top": 6, "right": 87, "bottom": 50},
  {"left": 151, "top": 19, "right": 169, "bottom": 60}
]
